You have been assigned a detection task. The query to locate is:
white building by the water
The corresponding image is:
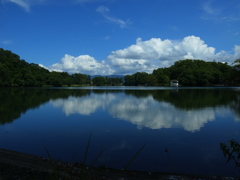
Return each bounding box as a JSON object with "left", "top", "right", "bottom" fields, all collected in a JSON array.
[{"left": 170, "top": 80, "right": 179, "bottom": 87}]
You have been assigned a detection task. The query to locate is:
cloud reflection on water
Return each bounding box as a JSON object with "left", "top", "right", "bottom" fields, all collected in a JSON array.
[
  {"left": 108, "top": 96, "right": 216, "bottom": 132},
  {"left": 50, "top": 92, "right": 229, "bottom": 132},
  {"left": 50, "top": 93, "right": 116, "bottom": 115}
]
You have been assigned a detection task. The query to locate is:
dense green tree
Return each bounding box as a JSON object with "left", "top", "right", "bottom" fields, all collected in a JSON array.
[
  {"left": 124, "top": 72, "right": 150, "bottom": 86},
  {"left": 124, "top": 75, "right": 135, "bottom": 85},
  {"left": 0, "top": 48, "right": 84, "bottom": 87},
  {"left": 152, "top": 68, "right": 170, "bottom": 85},
  {"left": 0, "top": 48, "right": 51, "bottom": 86},
  {"left": 232, "top": 59, "right": 240, "bottom": 85},
  {"left": 92, "top": 76, "right": 106, "bottom": 86},
  {"left": 106, "top": 76, "right": 123, "bottom": 85},
  {"left": 124, "top": 59, "right": 237, "bottom": 86},
  {"left": 0, "top": 64, "right": 11, "bottom": 86},
  {"left": 155, "top": 59, "right": 234, "bottom": 86},
  {"left": 86, "top": 75, "right": 91, "bottom": 85},
  {"left": 134, "top": 72, "right": 149, "bottom": 85},
  {"left": 233, "top": 59, "right": 240, "bottom": 70},
  {"left": 71, "top": 73, "right": 87, "bottom": 85},
  {"left": 145, "top": 74, "right": 158, "bottom": 86}
]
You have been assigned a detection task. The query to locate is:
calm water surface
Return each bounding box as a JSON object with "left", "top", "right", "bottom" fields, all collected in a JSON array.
[{"left": 0, "top": 87, "right": 240, "bottom": 177}]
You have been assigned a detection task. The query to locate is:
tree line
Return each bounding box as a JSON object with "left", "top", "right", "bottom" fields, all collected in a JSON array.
[
  {"left": 0, "top": 48, "right": 239, "bottom": 87},
  {"left": 0, "top": 48, "right": 122, "bottom": 87},
  {"left": 125, "top": 59, "right": 240, "bottom": 86}
]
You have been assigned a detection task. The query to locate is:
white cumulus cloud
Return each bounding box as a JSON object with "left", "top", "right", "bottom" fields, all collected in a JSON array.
[
  {"left": 46, "top": 36, "right": 240, "bottom": 75},
  {"left": 105, "top": 36, "right": 240, "bottom": 74},
  {"left": 48, "top": 54, "right": 114, "bottom": 75}
]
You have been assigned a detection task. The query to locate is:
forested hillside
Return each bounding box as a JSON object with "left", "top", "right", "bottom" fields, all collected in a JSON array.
[
  {"left": 0, "top": 48, "right": 91, "bottom": 87},
  {"left": 0, "top": 48, "right": 239, "bottom": 87},
  {"left": 125, "top": 59, "right": 240, "bottom": 86}
]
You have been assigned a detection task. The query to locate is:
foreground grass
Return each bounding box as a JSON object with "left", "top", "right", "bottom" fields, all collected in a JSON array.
[{"left": 38, "top": 135, "right": 148, "bottom": 179}]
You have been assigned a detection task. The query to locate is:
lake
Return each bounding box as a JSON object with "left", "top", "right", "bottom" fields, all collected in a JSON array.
[{"left": 0, "top": 87, "right": 240, "bottom": 177}]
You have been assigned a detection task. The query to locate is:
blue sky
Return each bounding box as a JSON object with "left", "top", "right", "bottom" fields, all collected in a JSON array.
[{"left": 0, "top": 0, "right": 240, "bottom": 75}]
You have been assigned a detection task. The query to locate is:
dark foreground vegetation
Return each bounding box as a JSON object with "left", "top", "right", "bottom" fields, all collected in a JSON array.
[
  {"left": 1, "top": 148, "right": 239, "bottom": 180},
  {"left": 0, "top": 48, "right": 240, "bottom": 87}
]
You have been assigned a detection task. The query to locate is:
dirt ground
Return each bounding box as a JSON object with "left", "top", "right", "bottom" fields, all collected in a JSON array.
[{"left": 0, "top": 148, "right": 239, "bottom": 180}]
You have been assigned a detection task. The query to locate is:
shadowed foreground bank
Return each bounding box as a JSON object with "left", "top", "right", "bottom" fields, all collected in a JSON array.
[{"left": 0, "top": 148, "right": 239, "bottom": 180}]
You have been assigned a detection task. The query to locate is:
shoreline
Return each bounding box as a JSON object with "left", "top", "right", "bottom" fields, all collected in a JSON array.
[{"left": 0, "top": 148, "right": 239, "bottom": 180}]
